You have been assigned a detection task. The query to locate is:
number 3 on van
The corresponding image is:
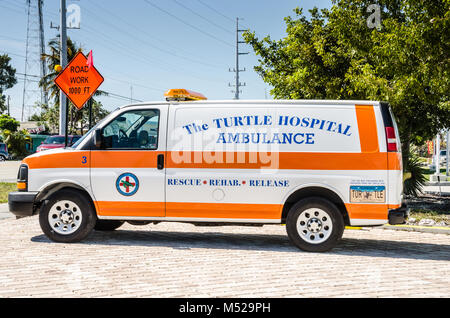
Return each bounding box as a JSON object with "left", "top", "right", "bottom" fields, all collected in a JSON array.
[{"left": 8, "top": 90, "right": 409, "bottom": 252}]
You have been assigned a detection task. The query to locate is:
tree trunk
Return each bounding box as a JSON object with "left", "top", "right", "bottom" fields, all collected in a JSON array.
[{"left": 401, "top": 124, "right": 412, "bottom": 171}]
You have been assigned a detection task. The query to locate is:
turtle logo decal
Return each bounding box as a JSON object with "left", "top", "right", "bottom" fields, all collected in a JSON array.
[{"left": 116, "top": 173, "right": 139, "bottom": 196}]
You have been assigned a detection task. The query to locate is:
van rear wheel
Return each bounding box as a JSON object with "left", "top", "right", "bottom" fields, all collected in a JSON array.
[
  {"left": 286, "top": 197, "right": 344, "bottom": 252},
  {"left": 39, "top": 189, "right": 97, "bottom": 243}
]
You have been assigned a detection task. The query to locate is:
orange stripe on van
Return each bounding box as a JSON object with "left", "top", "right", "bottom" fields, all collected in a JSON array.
[
  {"left": 389, "top": 152, "right": 402, "bottom": 171},
  {"left": 91, "top": 150, "right": 161, "bottom": 168},
  {"left": 166, "top": 151, "right": 400, "bottom": 170},
  {"left": 23, "top": 151, "right": 90, "bottom": 169},
  {"left": 355, "top": 105, "right": 379, "bottom": 153},
  {"left": 95, "top": 201, "right": 165, "bottom": 217},
  {"left": 166, "top": 202, "right": 282, "bottom": 220},
  {"left": 345, "top": 203, "right": 391, "bottom": 220},
  {"left": 95, "top": 201, "right": 282, "bottom": 219},
  {"left": 24, "top": 151, "right": 162, "bottom": 169},
  {"left": 24, "top": 151, "right": 400, "bottom": 171},
  {"left": 95, "top": 201, "right": 394, "bottom": 221}
]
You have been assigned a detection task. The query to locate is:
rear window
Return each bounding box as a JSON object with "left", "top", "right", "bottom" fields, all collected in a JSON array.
[
  {"left": 44, "top": 136, "right": 65, "bottom": 144},
  {"left": 0, "top": 144, "right": 5, "bottom": 151}
]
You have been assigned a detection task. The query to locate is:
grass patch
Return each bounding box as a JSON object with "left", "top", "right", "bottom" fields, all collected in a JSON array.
[
  {"left": 409, "top": 209, "right": 449, "bottom": 224},
  {"left": 0, "top": 182, "right": 16, "bottom": 203}
]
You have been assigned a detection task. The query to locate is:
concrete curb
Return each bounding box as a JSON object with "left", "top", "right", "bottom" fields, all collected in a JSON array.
[
  {"left": 425, "top": 182, "right": 450, "bottom": 186},
  {"left": 381, "top": 224, "right": 450, "bottom": 235}
]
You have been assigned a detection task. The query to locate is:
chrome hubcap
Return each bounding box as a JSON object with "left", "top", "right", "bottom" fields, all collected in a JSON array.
[
  {"left": 297, "top": 208, "right": 333, "bottom": 244},
  {"left": 48, "top": 200, "right": 82, "bottom": 235}
]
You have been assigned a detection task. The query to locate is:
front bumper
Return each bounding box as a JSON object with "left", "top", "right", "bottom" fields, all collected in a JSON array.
[
  {"left": 388, "top": 202, "right": 410, "bottom": 225},
  {"left": 8, "top": 192, "right": 39, "bottom": 218}
]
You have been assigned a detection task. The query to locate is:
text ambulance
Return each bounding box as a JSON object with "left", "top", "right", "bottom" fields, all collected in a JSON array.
[{"left": 9, "top": 89, "right": 408, "bottom": 252}]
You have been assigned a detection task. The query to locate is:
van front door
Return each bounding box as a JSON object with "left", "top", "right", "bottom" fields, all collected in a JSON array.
[{"left": 90, "top": 107, "right": 167, "bottom": 219}]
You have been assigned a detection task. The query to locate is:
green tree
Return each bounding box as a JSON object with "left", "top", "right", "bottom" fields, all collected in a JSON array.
[
  {"left": 33, "top": 100, "right": 109, "bottom": 135},
  {"left": 0, "top": 114, "right": 20, "bottom": 132},
  {"left": 243, "top": 0, "right": 450, "bottom": 161},
  {"left": 0, "top": 54, "right": 17, "bottom": 113},
  {"left": 39, "top": 37, "right": 79, "bottom": 104}
]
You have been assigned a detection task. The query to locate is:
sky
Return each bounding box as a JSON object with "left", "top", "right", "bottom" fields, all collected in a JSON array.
[{"left": 0, "top": 0, "right": 332, "bottom": 121}]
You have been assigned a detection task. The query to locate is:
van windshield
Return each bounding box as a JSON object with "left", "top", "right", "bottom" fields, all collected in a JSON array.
[{"left": 71, "top": 117, "right": 107, "bottom": 149}]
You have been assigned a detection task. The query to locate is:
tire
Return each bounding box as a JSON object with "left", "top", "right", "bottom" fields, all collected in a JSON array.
[
  {"left": 286, "top": 197, "right": 345, "bottom": 252},
  {"left": 94, "top": 220, "right": 124, "bottom": 231},
  {"left": 39, "top": 188, "right": 97, "bottom": 243}
]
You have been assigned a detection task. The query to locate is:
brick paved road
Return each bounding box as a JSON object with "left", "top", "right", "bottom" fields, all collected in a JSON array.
[{"left": 0, "top": 215, "right": 449, "bottom": 297}]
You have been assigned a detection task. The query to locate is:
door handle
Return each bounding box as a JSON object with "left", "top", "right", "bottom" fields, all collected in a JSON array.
[{"left": 157, "top": 154, "right": 164, "bottom": 170}]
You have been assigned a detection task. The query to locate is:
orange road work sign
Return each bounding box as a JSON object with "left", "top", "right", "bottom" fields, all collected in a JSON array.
[{"left": 54, "top": 51, "right": 104, "bottom": 110}]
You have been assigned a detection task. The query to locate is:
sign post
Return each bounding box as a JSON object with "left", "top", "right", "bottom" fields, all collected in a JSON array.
[
  {"left": 54, "top": 51, "right": 104, "bottom": 147},
  {"left": 59, "top": 0, "right": 67, "bottom": 137}
]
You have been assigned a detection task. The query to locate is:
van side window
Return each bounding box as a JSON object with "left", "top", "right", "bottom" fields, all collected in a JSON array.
[{"left": 102, "top": 109, "right": 160, "bottom": 150}]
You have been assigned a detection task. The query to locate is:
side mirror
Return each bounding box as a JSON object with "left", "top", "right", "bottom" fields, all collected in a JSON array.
[{"left": 93, "top": 129, "right": 102, "bottom": 149}]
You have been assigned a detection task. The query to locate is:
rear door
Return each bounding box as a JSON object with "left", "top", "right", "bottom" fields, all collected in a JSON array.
[{"left": 90, "top": 106, "right": 168, "bottom": 218}]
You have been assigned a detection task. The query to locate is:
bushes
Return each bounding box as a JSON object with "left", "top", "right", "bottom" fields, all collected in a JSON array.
[
  {"left": 0, "top": 114, "right": 29, "bottom": 159},
  {"left": 2, "top": 129, "right": 29, "bottom": 159},
  {"left": 403, "top": 154, "right": 427, "bottom": 197}
]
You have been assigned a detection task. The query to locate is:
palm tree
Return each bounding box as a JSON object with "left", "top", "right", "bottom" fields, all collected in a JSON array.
[
  {"left": 39, "top": 36, "right": 79, "bottom": 105},
  {"left": 39, "top": 36, "right": 107, "bottom": 134}
]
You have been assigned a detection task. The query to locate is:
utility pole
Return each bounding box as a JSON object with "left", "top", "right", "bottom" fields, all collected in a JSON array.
[
  {"left": 21, "top": 0, "right": 47, "bottom": 122},
  {"left": 229, "top": 17, "right": 248, "bottom": 99},
  {"left": 59, "top": 0, "right": 68, "bottom": 136},
  {"left": 7, "top": 95, "right": 10, "bottom": 116},
  {"left": 37, "top": 0, "right": 48, "bottom": 106}
]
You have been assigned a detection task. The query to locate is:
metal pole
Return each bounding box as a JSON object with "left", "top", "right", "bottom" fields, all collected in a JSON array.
[
  {"left": 446, "top": 129, "right": 449, "bottom": 177},
  {"left": 64, "top": 98, "right": 69, "bottom": 147},
  {"left": 88, "top": 98, "right": 93, "bottom": 129},
  {"left": 21, "top": 0, "right": 31, "bottom": 122},
  {"left": 59, "top": 0, "right": 67, "bottom": 136},
  {"left": 235, "top": 18, "right": 239, "bottom": 100},
  {"left": 38, "top": 0, "right": 48, "bottom": 105},
  {"left": 435, "top": 133, "right": 440, "bottom": 175}
]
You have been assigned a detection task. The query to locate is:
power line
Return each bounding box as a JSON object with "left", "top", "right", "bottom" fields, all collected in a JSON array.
[
  {"left": 196, "top": 0, "right": 235, "bottom": 23},
  {"left": 0, "top": 51, "right": 26, "bottom": 58},
  {"left": 76, "top": 24, "right": 224, "bottom": 84},
  {"left": 172, "top": 0, "right": 234, "bottom": 35},
  {"left": 81, "top": 5, "right": 220, "bottom": 70},
  {"left": 0, "top": 3, "right": 24, "bottom": 15},
  {"left": 143, "top": 0, "right": 234, "bottom": 48},
  {"left": 89, "top": 1, "right": 224, "bottom": 68},
  {"left": 196, "top": 0, "right": 251, "bottom": 31},
  {"left": 0, "top": 34, "right": 26, "bottom": 42},
  {"left": 102, "top": 91, "right": 143, "bottom": 103}
]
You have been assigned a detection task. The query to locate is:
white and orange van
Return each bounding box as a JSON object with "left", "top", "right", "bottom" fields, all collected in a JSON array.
[{"left": 9, "top": 90, "right": 408, "bottom": 252}]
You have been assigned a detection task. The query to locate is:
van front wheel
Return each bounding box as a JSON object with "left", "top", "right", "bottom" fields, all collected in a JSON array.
[
  {"left": 286, "top": 197, "right": 344, "bottom": 252},
  {"left": 39, "top": 189, "right": 97, "bottom": 243}
]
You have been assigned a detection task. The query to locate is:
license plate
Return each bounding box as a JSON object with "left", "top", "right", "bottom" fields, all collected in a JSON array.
[{"left": 350, "top": 186, "right": 386, "bottom": 203}]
